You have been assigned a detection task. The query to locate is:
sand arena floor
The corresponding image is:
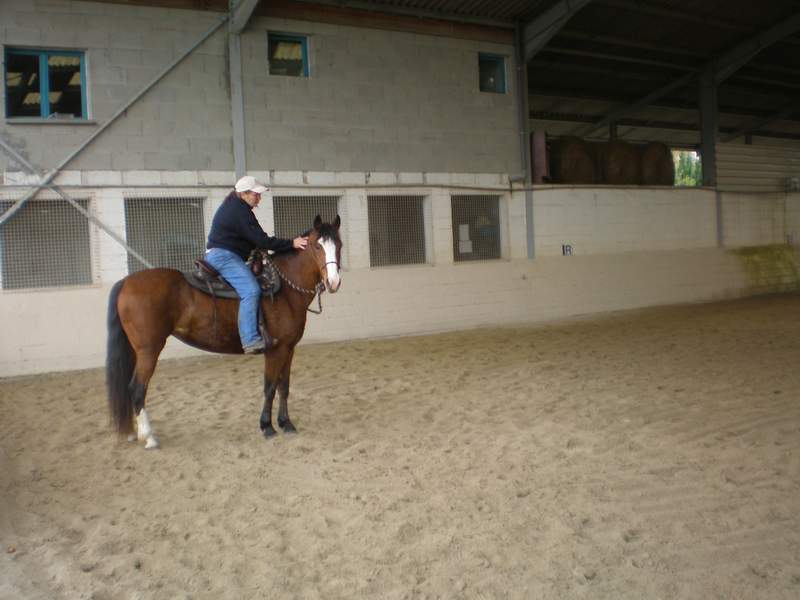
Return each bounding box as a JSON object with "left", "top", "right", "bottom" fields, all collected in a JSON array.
[{"left": 1, "top": 293, "right": 799, "bottom": 599}]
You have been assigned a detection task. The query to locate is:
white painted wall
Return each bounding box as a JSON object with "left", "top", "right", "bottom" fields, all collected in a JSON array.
[{"left": 2, "top": 179, "right": 796, "bottom": 377}]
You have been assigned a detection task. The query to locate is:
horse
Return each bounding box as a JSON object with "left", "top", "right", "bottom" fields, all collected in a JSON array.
[{"left": 106, "top": 215, "right": 342, "bottom": 448}]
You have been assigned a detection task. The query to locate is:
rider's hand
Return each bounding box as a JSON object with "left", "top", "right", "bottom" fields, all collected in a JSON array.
[{"left": 293, "top": 236, "right": 308, "bottom": 250}]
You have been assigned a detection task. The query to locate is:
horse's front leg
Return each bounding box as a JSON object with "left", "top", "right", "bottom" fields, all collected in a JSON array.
[
  {"left": 277, "top": 349, "right": 296, "bottom": 433},
  {"left": 260, "top": 347, "right": 288, "bottom": 438}
]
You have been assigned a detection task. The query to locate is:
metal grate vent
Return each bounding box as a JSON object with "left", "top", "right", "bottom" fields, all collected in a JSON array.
[
  {"left": 451, "top": 195, "right": 501, "bottom": 262},
  {"left": 368, "top": 195, "right": 426, "bottom": 267},
  {"left": 124, "top": 196, "right": 206, "bottom": 274},
  {"left": 273, "top": 195, "right": 340, "bottom": 239},
  {"left": 0, "top": 195, "right": 93, "bottom": 290}
]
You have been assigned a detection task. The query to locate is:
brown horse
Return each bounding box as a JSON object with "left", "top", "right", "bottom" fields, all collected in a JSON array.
[{"left": 106, "top": 215, "right": 342, "bottom": 448}]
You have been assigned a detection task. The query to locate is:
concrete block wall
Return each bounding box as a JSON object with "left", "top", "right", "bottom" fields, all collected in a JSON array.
[
  {"left": 0, "top": 0, "right": 232, "bottom": 173},
  {"left": 720, "top": 192, "right": 789, "bottom": 247},
  {"left": 2, "top": 179, "right": 796, "bottom": 376},
  {"left": 1, "top": 1, "right": 518, "bottom": 177},
  {"left": 242, "top": 16, "right": 518, "bottom": 173},
  {"left": 532, "top": 186, "right": 718, "bottom": 256}
]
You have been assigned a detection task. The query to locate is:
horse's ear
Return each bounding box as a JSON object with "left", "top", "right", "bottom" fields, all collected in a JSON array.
[
  {"left": 334, "top": 214, "right": 341, "bottom": 229},
  {"left": 313, "top": 214, "right": 322, "bottom": 231}
]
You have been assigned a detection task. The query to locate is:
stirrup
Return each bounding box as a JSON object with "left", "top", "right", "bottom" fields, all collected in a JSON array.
[{"left": 242, "top": 339, "right": 266, "bottom": 355}]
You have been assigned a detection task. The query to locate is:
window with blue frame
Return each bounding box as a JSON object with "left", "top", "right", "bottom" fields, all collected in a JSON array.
[
  {"left": 478, "top": 53, "right": 506, "bottom": 94},
  {"left": 267, "top": 33, "right": 309, "bottom": 77},
  {"left": 4, "top": 48, "right": 87, "bottom": 119}
]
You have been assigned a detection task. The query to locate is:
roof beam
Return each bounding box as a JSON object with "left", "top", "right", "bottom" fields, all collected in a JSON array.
[
  {"left": 523, "top": 0, "right": 593, "bottom": 63},
  {"left": 531, "top": 110, "right": 800, "bottom": 141},
  {"left": 720, "top": 102, "right": 800, "bottom": 142},
  {"left": 598, "top": 0, "right": 748, "bottom": 32},
  {"left": 570, "top": 71, "right": 697, "bottom": 137},
  {"left": 715, "top": 12, "right": 800, "bottom": 84},
  {"left": 570, "top": 11, "right": 800, "bottom": 137},
  {"left": 230, "top": 0, "right": 260, "bottom": 34}
]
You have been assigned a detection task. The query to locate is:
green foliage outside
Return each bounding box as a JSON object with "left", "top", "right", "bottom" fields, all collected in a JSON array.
[{"left": 672, "top": 150, "right": 702, "bottom": 186}]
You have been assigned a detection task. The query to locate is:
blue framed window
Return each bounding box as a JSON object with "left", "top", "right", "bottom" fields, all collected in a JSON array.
[
  {"left": 4, "top": 48, "right": 87, "bottom": 119},
  {"left": 267, "top": 33, "right": 309, "bottom": 77},
  {"left": 478, "top": 53, "right": 506, "bottom": 94}
]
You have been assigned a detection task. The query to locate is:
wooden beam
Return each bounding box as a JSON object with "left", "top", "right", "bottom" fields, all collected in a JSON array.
[
  {"left": 74, "top": 1, "right": 513, "bottom": 43},
  {"left": 257, "top": 0, "right": 513, "bottom": 44}
]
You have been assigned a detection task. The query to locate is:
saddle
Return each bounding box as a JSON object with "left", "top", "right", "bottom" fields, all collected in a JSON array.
[{"left": 183, "top": 249, "right": 281, "bottom": 300}]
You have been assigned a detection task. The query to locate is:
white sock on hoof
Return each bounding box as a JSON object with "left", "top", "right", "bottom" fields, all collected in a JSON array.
[{"left": 137, "top": 409, "right": 158, "bottom": 449}]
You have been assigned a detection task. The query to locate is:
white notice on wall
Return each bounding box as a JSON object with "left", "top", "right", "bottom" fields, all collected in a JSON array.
[
  {"left": 459, "top": 240, "right": 473, "bottom": 253},
  {"left": 458, "top": 224, "right": 470, "bottom": 241}
]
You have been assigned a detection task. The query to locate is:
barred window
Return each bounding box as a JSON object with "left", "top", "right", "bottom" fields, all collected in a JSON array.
[
  {"left": 124, "top": 196, "right": 205, "bottom": 273},
  {"left": 451, "top": 195, "right": 501, "bottom": 262},
  {"left": 273, "top": 195, "right": 339, "bottom": 239},
  {"left": 0, "top": 197, "right": 93, "bottom": 289},
  {"left": 368, "top": 195, "right": 426, "bottom": 267}
]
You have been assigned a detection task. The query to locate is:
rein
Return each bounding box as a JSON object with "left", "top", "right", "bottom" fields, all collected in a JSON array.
[{"left": 266, "top": 257, "right": 327, "bottom": 314}]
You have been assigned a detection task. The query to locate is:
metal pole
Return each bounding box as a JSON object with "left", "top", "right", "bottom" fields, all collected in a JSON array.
[
  {"left": 229, "top": 30, "right": 247, "bottom": 178},
  {"left": 515, "top": 21, "right": 535, "bottom": 259},
  {"left": 0, "top": 15, "right": 229, "bottom": 227},
  {"left": 0, "top": 136, "right": 154, "bottom": 269}
]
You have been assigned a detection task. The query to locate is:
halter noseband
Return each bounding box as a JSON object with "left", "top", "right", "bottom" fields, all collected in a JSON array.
[{"left": 264, "top": 243, "right": 339, "bottom": 314}]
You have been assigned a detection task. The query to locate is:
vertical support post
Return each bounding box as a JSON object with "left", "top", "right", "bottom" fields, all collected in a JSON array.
[
  {"left": 229, "top": 9, "right": 247, "bottom": 179},
  {"left": 699, "top": 66, "right": 718, "bottom": 188},
  {"left": 609, "top": 122, "right": 618, "bottom": 140},
  {"left": 514, "top": 21, "right": 534, "bottom": 259},
  {"left": 700, "top": 65, "right": 720, "bottom": 246}
]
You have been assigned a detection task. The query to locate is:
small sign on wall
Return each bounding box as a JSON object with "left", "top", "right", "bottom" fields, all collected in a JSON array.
[
  {"left": 458, "top": 224, "right": 472, "bottom": 254},
  {"left": 562, "top": 244, "right": 573, "bottom": 256}
]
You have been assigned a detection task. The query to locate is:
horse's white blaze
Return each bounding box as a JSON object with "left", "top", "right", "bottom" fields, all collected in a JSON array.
[
  {"left": 137, "top": 409, "right": 159, "bottom": 449},
  {"left": 321, "top": 238, "right": 340, "bottom": 292}
]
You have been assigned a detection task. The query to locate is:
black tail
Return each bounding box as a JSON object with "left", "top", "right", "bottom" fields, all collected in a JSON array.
[{"left": 106, "top": 280, "right": 135, "bottom": 434}]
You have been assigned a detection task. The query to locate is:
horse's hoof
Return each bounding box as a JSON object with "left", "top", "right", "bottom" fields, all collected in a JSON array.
[
  {"left": 280, "top": 420, "right": 297, "bottom": 434},
  {"left": 144, "top": 437, "right": 160, "bottom": 450},
  {"left": 261, "top": 425, "right": 278, "bottom": 439}
]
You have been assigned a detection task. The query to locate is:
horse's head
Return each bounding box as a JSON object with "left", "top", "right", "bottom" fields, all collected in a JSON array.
[{"left": 308, "top": 214, "right": 342, "bottom": 293}]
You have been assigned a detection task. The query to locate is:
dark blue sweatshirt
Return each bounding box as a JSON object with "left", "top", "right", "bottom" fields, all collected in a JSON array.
[{"left": 207, "top": 192, "right": 294, "bottom": 260}]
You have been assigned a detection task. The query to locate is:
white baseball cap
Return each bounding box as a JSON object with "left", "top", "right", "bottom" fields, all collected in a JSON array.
[{"left": 234, "top": 175, "right": 268, "bottom": 194}]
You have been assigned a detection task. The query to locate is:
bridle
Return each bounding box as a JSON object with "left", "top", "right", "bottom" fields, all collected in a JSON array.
[{"left": 265, "top": 238, "right": 340, "bottom": 314}]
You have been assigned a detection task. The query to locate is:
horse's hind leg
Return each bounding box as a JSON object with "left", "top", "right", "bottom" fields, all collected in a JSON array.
[
  {"left": 277, "top": 350, "right": 297, "bottom": 433},
  {"left": 130, "top": 348, "right": 162, "bottom": 449}
]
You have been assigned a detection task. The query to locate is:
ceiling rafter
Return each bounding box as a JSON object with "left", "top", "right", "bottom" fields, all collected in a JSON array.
[
  {"left": 522, "top": 0, "right": 593, "bottom": 63},
  {"left": 570, "top": 10, "right": 800, "bottom": 137},
  {"left": 720, "top": 102, "right": 800, "bottom": 142}
]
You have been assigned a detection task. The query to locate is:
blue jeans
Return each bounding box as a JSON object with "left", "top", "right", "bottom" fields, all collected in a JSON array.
[{"left": 205, "top": 247, "right": 262, "bottom": 346}]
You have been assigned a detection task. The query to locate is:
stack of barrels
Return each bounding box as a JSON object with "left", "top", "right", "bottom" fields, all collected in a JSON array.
[{"left": 547, "top": 136, "right": 675, "bottom": 185}]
